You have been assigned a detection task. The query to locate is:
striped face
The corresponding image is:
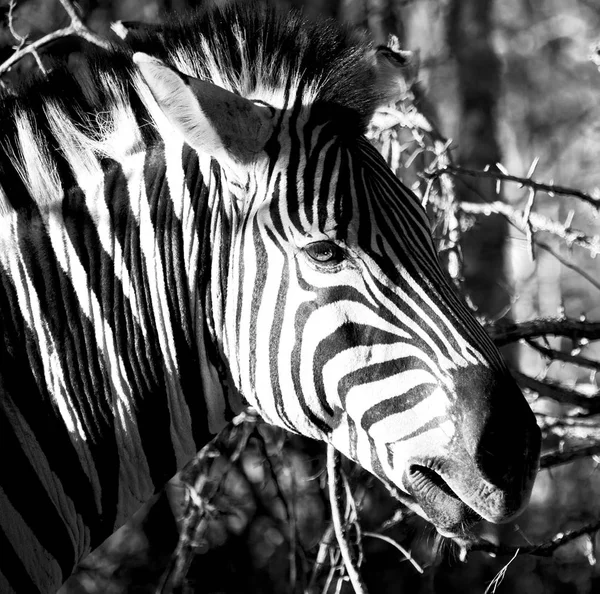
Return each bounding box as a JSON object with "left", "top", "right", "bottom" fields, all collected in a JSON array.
[
  {"left": 135, "top": 55, "right": 540, "bottom": 536},
  {"left": 219, "top": 116, "right": 540, "bottom": 535}
]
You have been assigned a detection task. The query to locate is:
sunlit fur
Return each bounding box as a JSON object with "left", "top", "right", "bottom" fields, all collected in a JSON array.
[{"left": 0, "top": 2, "right": 538, "bottom": 593}]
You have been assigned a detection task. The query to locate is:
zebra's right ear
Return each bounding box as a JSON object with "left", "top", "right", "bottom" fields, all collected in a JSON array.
[
  {"left": 133, "top": 53, "right": 274, "bottom": 164},
  {"left": 372, "top": 41, "right": 419, "bottom": 105}
]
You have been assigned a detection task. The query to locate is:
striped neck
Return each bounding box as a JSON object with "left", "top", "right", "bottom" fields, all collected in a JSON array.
[{"left": 0, "top": 136, "right": 244, "bottom": 552}]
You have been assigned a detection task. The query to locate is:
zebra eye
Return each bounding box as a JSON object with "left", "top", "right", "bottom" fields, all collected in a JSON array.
[{"left": 305, "top": 241, "right": 345, "bottom": 265}]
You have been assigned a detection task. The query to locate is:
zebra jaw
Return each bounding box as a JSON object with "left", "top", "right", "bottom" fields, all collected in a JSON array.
[{"left": 329, "top": 377, "right": 539, "bottom": 537}]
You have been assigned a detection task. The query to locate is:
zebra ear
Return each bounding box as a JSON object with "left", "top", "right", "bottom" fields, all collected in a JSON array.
[
  {"left": 372, "top": 40, "right": 419, "bottom": 104},
  {"left": 133, "top": 53, "right": 274, "bottom": 163}
]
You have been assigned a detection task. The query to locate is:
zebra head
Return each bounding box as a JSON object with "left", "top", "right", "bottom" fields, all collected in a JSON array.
[{"left": 132, "top": 9, "right": 540, "bottom": 537}]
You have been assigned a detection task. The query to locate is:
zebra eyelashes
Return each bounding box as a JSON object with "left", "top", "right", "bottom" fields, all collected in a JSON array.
[{"left": 304, "top": 240, "right": 346, "bottom": 269}]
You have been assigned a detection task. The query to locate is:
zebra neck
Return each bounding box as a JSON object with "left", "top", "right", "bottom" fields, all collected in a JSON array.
[
  {"left": 0, "top": 141, "right": 248, "bottom": 589},
  {"left": 118, "top": 140, "right": 243, "bottom": 445}
]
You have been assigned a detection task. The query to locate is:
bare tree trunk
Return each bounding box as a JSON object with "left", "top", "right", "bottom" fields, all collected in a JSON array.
[{"left": 447, "top": 0, "right": 509, "bottom": 321}]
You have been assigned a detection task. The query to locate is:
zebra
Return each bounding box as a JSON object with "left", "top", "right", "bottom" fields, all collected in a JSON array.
[{"left": 0, "top": 2, "right": 540, "bottom": 592}]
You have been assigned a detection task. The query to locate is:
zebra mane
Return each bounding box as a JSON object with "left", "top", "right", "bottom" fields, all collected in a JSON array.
[
  {"left": 129, "top": 1, "right": 380, "bottom": 120},
  {"left": 0, "top": 1, "right": 381, "bottom": 212}
]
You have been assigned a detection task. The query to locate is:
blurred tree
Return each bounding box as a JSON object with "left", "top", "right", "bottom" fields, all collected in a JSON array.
[{"left": 447, "top": 0, "right": 509, "bottom": 321}]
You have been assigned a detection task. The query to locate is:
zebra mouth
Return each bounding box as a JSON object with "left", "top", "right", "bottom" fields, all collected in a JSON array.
[{"left": 406, "top": 465, "right": 481, "bottom": 536}]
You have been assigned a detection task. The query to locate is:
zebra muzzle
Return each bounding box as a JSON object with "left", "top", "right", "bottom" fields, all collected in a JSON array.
[{"left": 404, "top": 462, "right": 481, "bottom": 535}]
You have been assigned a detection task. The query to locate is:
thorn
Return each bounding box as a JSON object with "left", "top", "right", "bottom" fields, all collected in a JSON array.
[
  {"left": 526, "top": 156, "right": 540, "bottom": 179},
  {"left": 564, "top": 210, "right": 575, "bottom": 229},
  {"left": 496, "top": 162, "right": 509, "bottom": 175}
]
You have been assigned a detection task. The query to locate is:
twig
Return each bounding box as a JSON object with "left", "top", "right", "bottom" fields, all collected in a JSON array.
[
  {"left": 484, "top": 548, "right": 520, "bottom": 594},
  {"left": 341, "top": 471, "right": 365, "bottom": 569},
  {"left": 6, "top": 0, "right": 47, "bottom": 74},
  {"left": 0, "top": 0, "right": 111, "bottom": 79},
  {"left": 455, "top": 198, "right": 600, "bottom": 256},
  {"left": 378, "top": 477, "right": 429, "bottom": 522},
  {"left": 486, "top": 318, "right": 600, "bottom": 346},
  {"left": 362, "top": 531, "right": 424, "bottom": 574},
  {"left": 461, "top": 519, "right": 600, "bottom": 557},
  {"left": 540, "top": 443, "right": 600, "bottom": 468},
  {"left": 7, "top": 1, "right": 25, "bottom": 49},
  {"left": 511, "top": 370, "right": 600, "bottom": 413},
  {"left": 537, "top": 414, "right": 600, "bottom": 443},
  {"left": 430, "top": 164, "right": 600, "bottom": 211},
  {"left": 56, "top": 0, "right": 111, "bottom": 48},
  {"left": 326, "top": 445, "right": 369, "bottom": 594},
  {"left": 307, "top": 524, "right": 337, "bottom": 592},
  {"left": 368, "top": 88, "right": 467, "bottom": 291},
  {"left": 525, "top": 338, "right": 600, "bottom": 371},
  {"left": 158, "top": 417, "right": 256, "bottom": 593},
  {"left": 401, "top": 97, "right": 465, "bottom": 288},
  {"left": 536, "top": 242, "right": 600, "bottom": 293},
  {"left": 523, "top": 187, "right": 537, "bottom": 260}
]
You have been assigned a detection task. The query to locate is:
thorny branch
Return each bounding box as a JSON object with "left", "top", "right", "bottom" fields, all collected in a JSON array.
[
  {"left": 458, "top": 198, "right": 600, "bottom": 257},
  {"left": 430, "top": 164, "right": 600, "bottom": 211},
  {"left": 6, "top": 0, "right": 45, "bottom": 73},
  {"left": 512, "top": 370, "right": 600, "bottom": 413},
  {"left": 368, "top": 44, "right": 467, "bottom": 293},
  {"left": 157, "top": 412, "right": 258, "bottom": 593},
  {"left": 486, "top": 318, "right": 600, "bottom": 346},
  {"left": 525, "top": 338, "right": 600, "bottom": 371},
  {"left": 538, "top": 414, "right": 600, "bottom": 442},
  {"left": 540, "top": 443, "right": 600, "bottom": 469},
  {"left": 0, "top": 0, "right": 111, "bottom": 81},
  {"left": 461, "top": 519, "right": 600, "bottom": 558}
]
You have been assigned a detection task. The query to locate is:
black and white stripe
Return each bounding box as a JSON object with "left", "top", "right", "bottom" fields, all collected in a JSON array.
[{"left": 0, "top": 2, "right": 539, "bottom": 592}]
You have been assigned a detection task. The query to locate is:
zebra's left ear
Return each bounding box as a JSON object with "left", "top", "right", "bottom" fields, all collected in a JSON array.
[{"left": 133, "top": 53, "right": 274, "bottom": 164}]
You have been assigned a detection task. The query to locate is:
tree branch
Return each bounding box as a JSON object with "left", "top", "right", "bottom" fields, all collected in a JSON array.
[
  {"left": 431, "top": 164, "right": 600, "bottom": 211},
  {"left": 486, "top": 318, "right": 600, "bottom": 346},
  {"left": 362, "top": 531, "right": 424, "bottom": 574},
  {"left": 538, "top": 414, "right": 600, "bottom": 442},
  {"left": 454, "top": 198, "right": 600, "bottom": 256},
  {"left": 511, "top": 370, "right": 600, "bottom": 413},
  {"left": 158, "top": 415, "right": 257, "bottom": 592},
  {"left": 525, "top": 338, "right": 600, "bottom": 371},
  {"left": 462, "top": 520, "right": 600, "bottom": 557},
  {"left": 367, "top": 70, "right": 468, "bottom": 293},
  {"left": 535, "top": 242, "right": 600, "bottom": 293},
  {"left": 327, "top": 445, "right": 369, "bottom": 594},
  {"left": 540, "top": 443, "right": 600, "bottom": 468},
  {"left": 0, "top": 0, "right": 111, "bottom": 80}
]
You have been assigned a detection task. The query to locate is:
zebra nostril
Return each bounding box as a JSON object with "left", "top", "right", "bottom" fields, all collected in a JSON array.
[
  {"left": 451, "top": 364, "right": 541, "bottom": 490},
  {"left": 475, "top": 404, "right": 541, "bottom": 489}
]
